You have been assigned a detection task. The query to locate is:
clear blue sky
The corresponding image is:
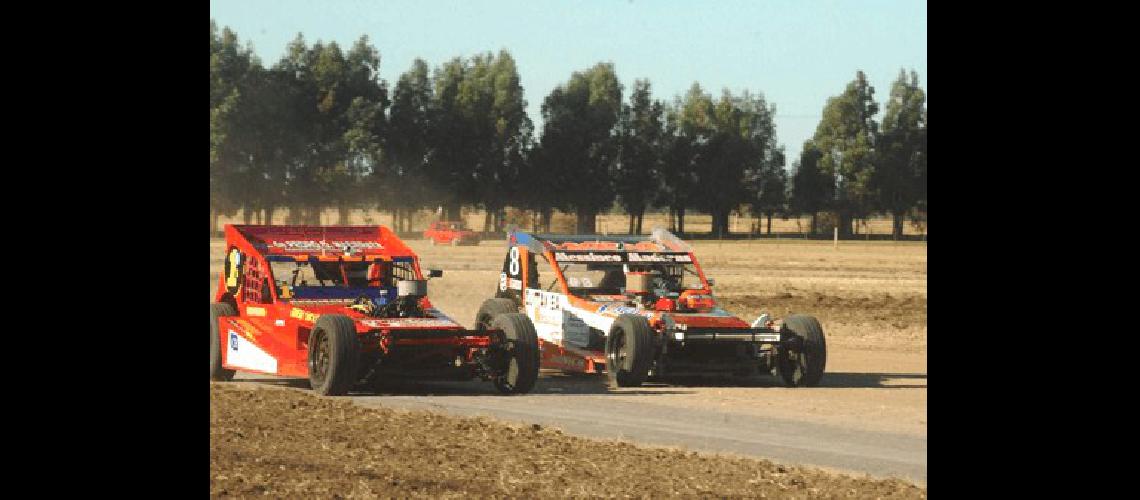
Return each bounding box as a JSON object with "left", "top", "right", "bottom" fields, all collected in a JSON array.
[{"left": 210, "top": 0, "right": 926, "bottom": 172}]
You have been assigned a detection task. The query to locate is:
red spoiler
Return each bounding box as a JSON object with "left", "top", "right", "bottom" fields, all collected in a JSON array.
[{"left": 228, "top": 225, "right": 417, "bottom": 259}]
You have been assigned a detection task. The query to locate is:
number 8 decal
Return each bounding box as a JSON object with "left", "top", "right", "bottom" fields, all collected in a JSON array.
[{"left": 509, "top": 246, "right": 520, "bottom": 276}]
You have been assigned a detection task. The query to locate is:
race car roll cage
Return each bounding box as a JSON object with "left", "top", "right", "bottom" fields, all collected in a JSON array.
[
  {"left": 218, "top": 225, "right": 432, "bottom": 305},
  {"left": 505, "top": 228, "right": 716, "bottom": 302},
  {"left": 266, "top": 255, "right": 424, "bottom": 302}
]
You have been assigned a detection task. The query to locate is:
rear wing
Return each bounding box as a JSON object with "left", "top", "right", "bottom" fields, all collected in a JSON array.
[
  {"left": 506, "top": 227, "right": 691, "bottom": 253},
  {"left": 497, "top": 227, "right": 701, "bottom": 304},
  {"left": 227, "top": 225, "right": 417, "bottom": 260}
]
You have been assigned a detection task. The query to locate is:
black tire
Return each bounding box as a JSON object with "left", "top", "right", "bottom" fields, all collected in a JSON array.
[
  {"left": 307, "top": 314, "right": 361, "bottom": 396},
  {"left": 475, "top": 298, "right": 519, "bottom": 331},
  {"left": 776, "top": 315, "right": 827, "bottom": 387},
  {"left": 606, "top": 314, "right": 654, "bottom": 387},
  {"left": 489, "top": 313, "right": 540, "bottom": 394},
  {"left": 210, "top": 302, "right": 238, "bottom": 381}
]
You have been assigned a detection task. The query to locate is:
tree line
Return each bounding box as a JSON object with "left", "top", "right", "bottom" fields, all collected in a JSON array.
[{"left": 211, "top": 21, "right": 926, "bottom": 239}]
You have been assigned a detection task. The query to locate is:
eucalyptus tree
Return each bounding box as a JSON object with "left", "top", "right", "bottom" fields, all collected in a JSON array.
[
  {"left": 210, "top": 21, "right": 257, "bottom": 231},
  {"left": 657, "top": 83, "right": 713, "bottom": 234},
  {"left": 812, "top": 71, "right": 880, "bottom": 238},
  {"left": 790, "top": 142, "right": 831, "bottom": 234},
  {"left": 385, "top": 58, "right": 435, "bottom": 231},
  {"left": 876, "top": 69, "right": 927, "bottom": 239},
  {"left": 615, "top": 79, "right": 665, "bottom": 234},
  {"left": 537, "top": 63, "right": 623, "bottom": 233},
  {"left": 698, "top": 89, "right": 781, "bottom": 237}
]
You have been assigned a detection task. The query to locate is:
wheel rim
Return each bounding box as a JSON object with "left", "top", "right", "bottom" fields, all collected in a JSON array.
[
  {"left": 483, "top": 316, "right": 516, "bottom": 391},
  {"left": 607, "top": 328, "right": 627, "bottom": 371},
  {"left": 780, "top": 340, "right": 809, "bottom": 384},
  {"left": 310, "top": 331, "right": 330, "bottom": 385},
  {"left": 792, "top": 349, "right": 806, "bottom": 381},
  {"left": 498, "top": 355, "right": 519, "bottom": 391}
]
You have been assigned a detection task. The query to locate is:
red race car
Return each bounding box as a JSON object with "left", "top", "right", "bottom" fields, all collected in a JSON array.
[
  {"left": 424, "top": 220, "right": 481, "bottom": 246},
  {"left": 211, "top": 225, "right": 539, "bottom": 396}
]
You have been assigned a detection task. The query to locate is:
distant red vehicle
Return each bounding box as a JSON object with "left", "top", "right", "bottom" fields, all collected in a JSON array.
[{"left": 424, "top": 221, "right": 480, "bottom": 246}]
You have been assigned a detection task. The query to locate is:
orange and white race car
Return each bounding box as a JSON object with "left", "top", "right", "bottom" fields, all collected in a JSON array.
[{"left": 476, "top": 229, "right": 826, "bottom": 387}]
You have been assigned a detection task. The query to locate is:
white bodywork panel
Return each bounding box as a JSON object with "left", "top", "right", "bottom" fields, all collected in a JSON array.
[
  {"left": 225, "top": 330, "right": 279, "bottom": 374},
  {"left": 525, "top": 289, "right": 620, "bottom": 348}
]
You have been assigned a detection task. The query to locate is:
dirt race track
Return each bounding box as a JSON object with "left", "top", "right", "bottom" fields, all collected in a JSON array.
[
  {"left": 212, "top": 384, "right": 925, "bottom": 498},
  {"left": 210, "top": 236, "right": 927, "bottom": 494}
]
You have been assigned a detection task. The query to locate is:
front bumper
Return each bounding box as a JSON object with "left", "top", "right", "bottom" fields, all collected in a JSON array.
[
  {"left": 653, "top": 327, "right": 785, "bottom": 377},
  {"left": 364, "top": 328, "right": 493, "bottom": 350},
  {"left": 667, "top": 326, "right": 782, "bottom": 343}
]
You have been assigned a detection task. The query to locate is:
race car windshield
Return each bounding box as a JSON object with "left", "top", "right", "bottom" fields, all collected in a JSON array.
[
  {"left": 557, "top": 261, "right": 704, "bottom": 297},
  {"left": 268, "top": 260, "right": 419, "bottom": 299}
]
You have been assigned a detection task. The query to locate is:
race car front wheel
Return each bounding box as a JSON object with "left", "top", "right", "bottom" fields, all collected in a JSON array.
[
  {"left": 776, "top": 315, "right": 827, "bottom": 387},
  {"left": 210, "top": 302, "right": 237, "bottom": 381},
  {"left": 490, "top": 313, "right": 540, "bottom": 395},
  {"left": 308, "top": 314, "right": 360, "bottom": 396},
  {"left": 606, "top": 315, "right": 653, "bottom": 387}
]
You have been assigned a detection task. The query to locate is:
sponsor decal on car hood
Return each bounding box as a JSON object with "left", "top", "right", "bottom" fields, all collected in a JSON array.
[{"left": 360, "top": 318, "right": 461, "bottom": 329}]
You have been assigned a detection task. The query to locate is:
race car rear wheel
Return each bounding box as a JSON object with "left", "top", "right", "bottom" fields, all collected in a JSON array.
[
  {"left": 308, "top": 314, "right": 360, "bottom": 396},
  {"left": 606, "top": 315, "right": 653, "bottom": 387},
  {"left": 476, "top": 298, "right": 520, "bottom": 331},
  {"left": 776, "top": 315, "right": 827, "bottom": 387},
  {"left": 210, "top": 302, "right": 238, "bottom": 381},
  {"left": 489, "top": 313, "right": 540, "bottom": 394}
]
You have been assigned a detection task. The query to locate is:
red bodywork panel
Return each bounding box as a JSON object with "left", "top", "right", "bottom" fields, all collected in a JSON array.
[
  {"left": 540, "top": 339, "right": 607, "bottom": 374},
  {"left": 214, "top": 225, "right": 489, "bottom": 379}
]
